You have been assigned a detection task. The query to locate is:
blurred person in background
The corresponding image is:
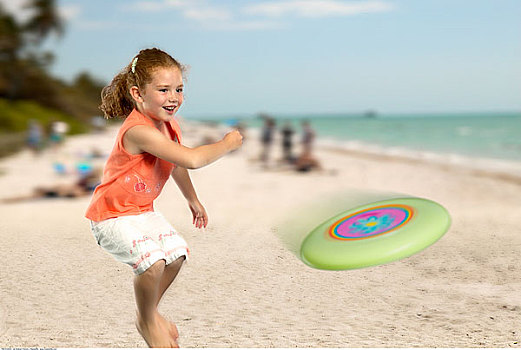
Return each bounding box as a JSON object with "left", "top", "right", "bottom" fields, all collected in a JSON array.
[
  {"left": 259, "top": 116, "right": 275, "bottom": 167},
  {"left": 48, "top": 120, "right": 69, "bottom": 151},
  {"left": 300, "top": 120, "right": 315, "bottom": 155},
  {"left": 295, "top": 120, "right": 321, "bottom": 172},
  {"left": 2, "top": 166, "right": 102, "bottom": 203},
  {"left": 280, "top": 120, "right": 296, "bottom": 164},
  {"left": 26, "top": 119, "right": 44, "bottom": 155},
  {"left": 91, "top": 116, "right": 106, "bottom": 133}
]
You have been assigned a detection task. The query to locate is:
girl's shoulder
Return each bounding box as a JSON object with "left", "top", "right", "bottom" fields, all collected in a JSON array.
[
  {"left": 119, "top": 110, "right": 155, "bottom": 133},
  {"left": 124, "top": 109, "right": 154, "bottom": 125}
]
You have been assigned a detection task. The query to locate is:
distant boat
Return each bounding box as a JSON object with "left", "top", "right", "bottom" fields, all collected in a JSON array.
[
  {"left": 364, "top": 110, "right": 378, "bottom": 118},
  {"left": 257, "top": 112, "right": 273, "bottom": 120}
]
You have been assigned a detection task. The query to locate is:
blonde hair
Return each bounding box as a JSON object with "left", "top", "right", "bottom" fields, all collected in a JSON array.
[{"left": 100, "top": 48, "right": 185, "bottom": 119}]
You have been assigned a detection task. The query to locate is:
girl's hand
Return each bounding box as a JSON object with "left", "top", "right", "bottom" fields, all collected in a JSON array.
[
  {"left": 189, "top": 199, "right": 208, "bottom": 229},
  {"left": 223, "top": 130, "right": 243, "bottom": 151}
]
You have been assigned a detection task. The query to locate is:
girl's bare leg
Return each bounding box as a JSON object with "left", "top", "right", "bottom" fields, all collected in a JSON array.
[
  {"left": 135, "top": 257, "right": 185, "bottom": 344},
  {"left": 156, "top": 257, "right": 185, "bottom": 340},
  {"left": 134, "top": 260, "right": 178, "bottom": 348},
  {"left": 157, "top": 256, "right": 185, "bottom": 305}
]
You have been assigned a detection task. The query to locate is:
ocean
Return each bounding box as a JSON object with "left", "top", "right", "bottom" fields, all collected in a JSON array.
[{"left": 195, "top": 112, "right": 521, "bottom": 175}]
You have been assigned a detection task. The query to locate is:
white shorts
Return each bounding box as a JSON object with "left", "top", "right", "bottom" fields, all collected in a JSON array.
[{"left": 90, "top": 211, "right": 189, "bottom": 275}]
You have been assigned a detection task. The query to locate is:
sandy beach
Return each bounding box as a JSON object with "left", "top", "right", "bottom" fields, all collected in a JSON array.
[{"left": 0, "top": 121, "right": 520, "bottom": 348}]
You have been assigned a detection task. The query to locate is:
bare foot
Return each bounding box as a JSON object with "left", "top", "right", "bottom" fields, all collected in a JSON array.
[
  {"left": 137, "top": 311, "right": 179, "bottom": 343},
  {"left": 168, "top": 320, "right": 179, "bottom": 341},
  {"left": 158, "top": 313, "right": 179, "bottom": 341},
  {"left": 135, "top": 313, "right": 178, "bottom": 348}
]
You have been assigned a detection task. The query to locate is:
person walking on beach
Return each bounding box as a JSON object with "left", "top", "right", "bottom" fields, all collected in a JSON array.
[
  {"left": 85, "top": 48, "right": 242, "bottom": 348},
  {"left": 301, "top": 120, "right": 315, "bottom": 155},
  {"left": 295, "top": 120, "right": 321, "bottom": 172},
  {"left": 259, "top": 116, "right": 275, "bottom": 166},
  {"left": 281, "top": 121, "right": 295, "bottom": 163},
  {"left": 48, "top": 120, "right": 69, "bottom": 151},
  {"left": 26, "top": 119, "right": 44, "bottom": 155}
]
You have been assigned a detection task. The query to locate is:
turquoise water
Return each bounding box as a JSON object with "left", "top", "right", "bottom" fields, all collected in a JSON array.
[{"left": 200, "top": 112, "right": 521, "bottom": 162}]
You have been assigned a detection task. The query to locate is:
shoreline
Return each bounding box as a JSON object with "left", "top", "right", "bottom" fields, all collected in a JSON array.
[
  {"left": 241, "top": 124, "right": 521, "bottom": 185},
  {"left": 321, "top": 143, "right": 521, "bottom": 186}
]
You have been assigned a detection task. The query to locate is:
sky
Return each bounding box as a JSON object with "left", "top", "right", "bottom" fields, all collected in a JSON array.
[{"left": 3, "top": 0, "right": 521, "bottom": 118}]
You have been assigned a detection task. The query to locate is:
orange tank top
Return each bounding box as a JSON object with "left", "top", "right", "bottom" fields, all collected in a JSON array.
[{"left": 85, "top": 109, "right": 182, "bottom": 222}]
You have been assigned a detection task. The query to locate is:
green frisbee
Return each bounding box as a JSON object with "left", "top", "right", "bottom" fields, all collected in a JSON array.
[{"left": 300, "top": 197, "right": 451, "bottom": 270}]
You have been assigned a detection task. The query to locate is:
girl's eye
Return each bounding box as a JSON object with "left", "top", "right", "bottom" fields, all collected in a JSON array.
[
  {"left": 176, "top": 88, "right": 184, "bottom": 93},
  {"left": 159, "top": 89, "right": 168, "bottom": 93}
]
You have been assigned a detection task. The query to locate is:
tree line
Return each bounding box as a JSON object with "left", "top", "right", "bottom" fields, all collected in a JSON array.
[{"left": 0, "top": 0, "right": 105, "bottom": 129}]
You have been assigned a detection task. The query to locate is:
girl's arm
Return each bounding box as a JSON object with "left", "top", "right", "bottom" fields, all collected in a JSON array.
[
  {"left": 171, "top": 166, "right": 208, "bottom": 228},
  {"left": 124, "top": 125, "right": 242, "bottom": 169}
]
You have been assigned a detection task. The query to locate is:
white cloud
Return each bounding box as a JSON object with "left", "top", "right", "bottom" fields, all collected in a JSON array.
[
  {"left": 121, "top": 0, "right": 392, "bottom": 32},
  {"left": 128, "top": 1, "right": 167, "bottom": 12},
  {"left": 59, "top": 4, "right": 81, "bottom": 21},
  {"left": 0, "top": 0, "right": 33, "bottom": 22},
  {"left": 0, "top": 0, "right": 27, "bottom": 14},
  {"left": 243, "top": 0, "right": 394, "bottom": 18},
  {"left": 125, "top": 0, "right": 271, "bottom": 30},
  {"left": 125, "top": 0, "right": 236, "bottom": 22},
  {"left": 126, "top": 0, "right": 187, "bottom": 12},
  {"left": 76, "top": 20, "right": 122, "bottom": 31},
  {"left": 0, "top": 0, "right": 81, "bottom": 24},
  {"left": 183, "top": 8, "right": 232, "bottom": 21},
  {"left": 125, "top": 0, "right": 231, "bottom": 20},
  {"left": 199, "top": 19, "right": 285, "bottom": 31}
]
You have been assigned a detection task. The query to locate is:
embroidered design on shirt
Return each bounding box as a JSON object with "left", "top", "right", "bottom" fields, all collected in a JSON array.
[{"left": 133, "top": 175, "right": 147, "bottom": 192}]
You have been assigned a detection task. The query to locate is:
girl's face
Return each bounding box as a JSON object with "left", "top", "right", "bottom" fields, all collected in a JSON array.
[{"left": 134, "top": 67, "right": 184, "bottom": 125}]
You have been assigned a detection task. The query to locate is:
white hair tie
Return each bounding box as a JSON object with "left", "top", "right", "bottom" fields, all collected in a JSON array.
[{"left": 131, "top": 57, "right": 138, "bottom": 73}]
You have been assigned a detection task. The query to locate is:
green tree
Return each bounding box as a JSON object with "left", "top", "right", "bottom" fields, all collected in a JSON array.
[
  {"left": 60, "top": 71, "right": 105, "bottom": 119},
  {"left": 0, "top": 4, "right": 22, "bottom": 96},
  {"left": 0, "top": 0, "right": 63, "bottom": 104},
  {"left": 23, "top": 0, "right": 64, "bottom": 46},
  {"left": 0, "top": 4, "right": 23, "bottom": 60},
  {"left": 0, "top": 0, "right": 104, "bottom": 127}
]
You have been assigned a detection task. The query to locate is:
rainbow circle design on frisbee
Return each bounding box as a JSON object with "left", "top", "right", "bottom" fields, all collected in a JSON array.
[
  {"left": 300, "top": 197, "right": 451, "bottom": 271},
  {"left": 329, "top": 204, "right": 414, "bottom": 240}
]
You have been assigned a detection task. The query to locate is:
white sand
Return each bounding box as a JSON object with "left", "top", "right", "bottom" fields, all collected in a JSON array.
[{"left": 0, "top": 122, "right": 520, "bottom": 348}]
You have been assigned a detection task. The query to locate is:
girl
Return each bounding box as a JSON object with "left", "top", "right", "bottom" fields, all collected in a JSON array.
[{"left": 85, "top": 48, "right": 242, "bottom": 348}]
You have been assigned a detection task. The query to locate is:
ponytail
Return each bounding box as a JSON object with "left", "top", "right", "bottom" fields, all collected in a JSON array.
[
  {"left": 99, "top": 48, "right": 185, "bottom": 119},
  {"left": 99, "top": 68, "right": 134, "bottom": 119}
]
